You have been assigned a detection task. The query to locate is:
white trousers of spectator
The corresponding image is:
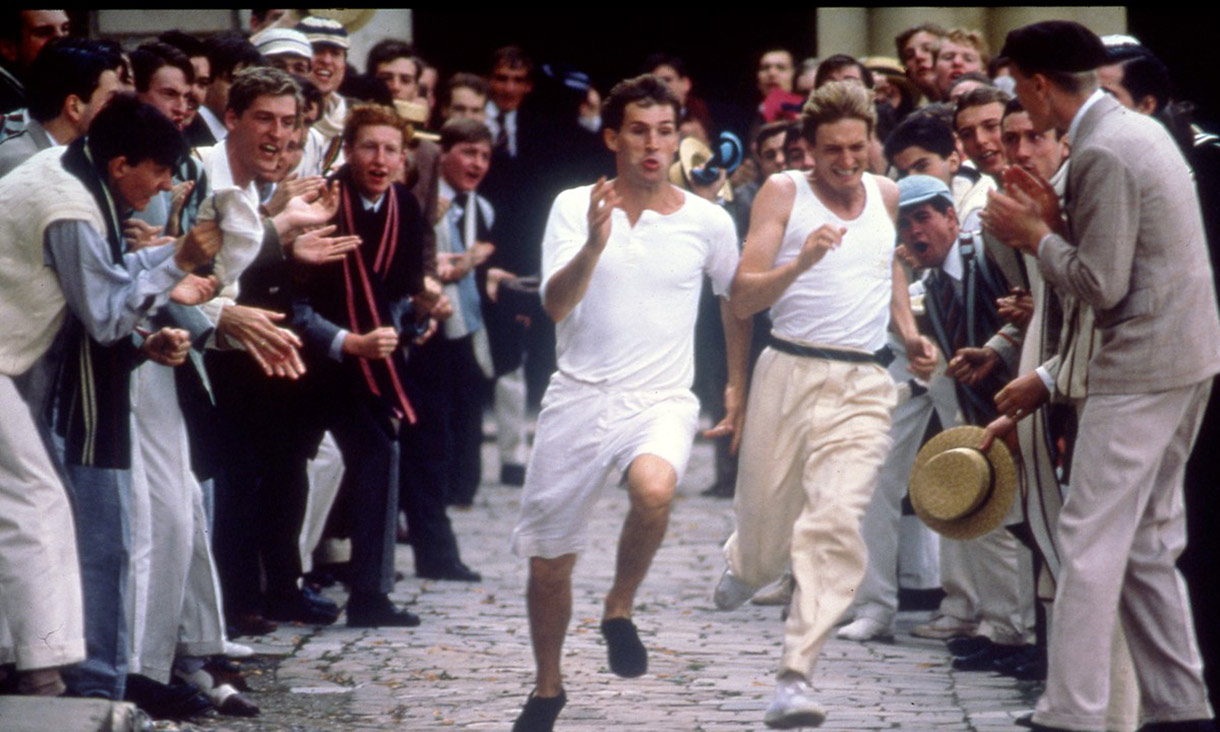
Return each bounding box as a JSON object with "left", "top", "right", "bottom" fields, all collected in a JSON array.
[
  {"left": 300, "top": 431, "right": 345, "bottom": 572},
  {"left": 495, "top": 366, "right": 529, "bottom": 468},
  {"left": 0, "top": 374, "right": 86, "bottom": 670},
  {"left": 129, "top": 362, "right": 225, "bottom": 683},
  {"left": 723, "top": 349, "right": 895, "bottom": 678},
  {"left": 852, "top": 349, "right": 956, "bottom": 626},
  {"left": 1035, "top": 381, "right": 1214, "bottom": 730},
  {"left": 938, "top": 526, "right": 1036, "bottom": 645}
]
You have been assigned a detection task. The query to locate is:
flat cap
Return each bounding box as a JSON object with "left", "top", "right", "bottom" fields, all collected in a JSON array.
[
  {"left": 296, "top": 16, "right": 349, "bottom": 50},
  {"left": 998, "top": 20, "right": 1107, "bottom": 74},
  {"left": 898, "top": 174, "right": 954, "bottom": 211},
  {"left": 251, "top": 28, "right": 312, "bottom": 60}
]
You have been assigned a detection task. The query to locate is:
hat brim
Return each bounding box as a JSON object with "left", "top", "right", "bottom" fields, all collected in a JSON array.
[
  {"left": 909, "top": 425, "right": 1018, "bottom": 540},
  {"left": 675, "top": 136, "right": 731, "bottom": 200}
]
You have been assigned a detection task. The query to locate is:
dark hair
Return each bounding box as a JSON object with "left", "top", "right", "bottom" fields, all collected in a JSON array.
[
  {"left": 783, "top": 121, "right": 803, "bottom": 148},
  {"left": 1112, "top": 51, "right": 1171, "bottom": 114},
  {"left": 895, "top": 23, "right": 946, "bottom": 58},
  {"left": 953, "top": 85, "right": 1011, "bottom": 128},
  {"left": 490, "top": 45, "right": 532, "bottom": 74},
  {"left": 922, "top": 195, "right": 956, "bottom": 217},
  {"left": 909, "top": 101, "right": 955, "bottom": 130},
  {"left": 157, "top": 30, "right": 206, "bottom": 60},
  {"left": 250, "top": 9, "right": 279, "bottom": 24},
  {"left": 439, "top": 117, "right": 493, "bottom": 151},
  {"left": 227, "top": 65, "right": 300, "bottom": 118},
  {"left": 442, "top": 71, "right": 488, "bottom": 107},
  {"left": 26, "top": 38, "right": 115, "bottom": 123},
  {"left": 291, "top": 73, "right": 321, "bottom": 113},
  {"left": 340, "top": 72, "right": 393, "bottom": 106},
  {"left": 203, "top": 30, "right": 262, "bottom": 82},
  {"left": 883, "top": 112, "right": 956, "bottom": 164},
  {"left": 366, "top": 38, "right": 417, "bottom": 77},
  {"left": 601, "top": 73, "right": 681, "bottom": 132},
  {"left": 755, "top": 120, "right": 789, "bottom": 152},
  {"left": 1000, "top": 97, "right": 1060, "bottom": 140},
  {"left": 87, "top": 93, "right": 187, "bottom": 169},
  {"left": 642, "top": 52, "right": 686, "bottom": 78},
  {"left": 814, "top": 54, "right": 874, "bottom": 90},
  {"left": 131, "top": 41, "right": 194, "bottom": 93},
  {"left": 945, "top": 71, "right": 992, "bottom": 98}
]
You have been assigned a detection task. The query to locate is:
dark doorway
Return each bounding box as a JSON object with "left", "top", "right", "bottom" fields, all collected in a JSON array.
[
  {"left": 1128, "top": 9, "right": 1220, "bottom": 127},
  {"left": 413, "top": 9, "right": 817, "bottom": 139}
]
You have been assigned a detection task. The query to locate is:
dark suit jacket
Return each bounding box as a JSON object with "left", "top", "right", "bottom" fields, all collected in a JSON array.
[{"left": 923, "top": 232, "right": 1018, "bottom": 426}]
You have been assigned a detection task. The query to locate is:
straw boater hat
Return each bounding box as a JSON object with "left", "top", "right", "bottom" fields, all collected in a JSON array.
[{"left": 908, "top": 425, "right": 1017, "bottom": 540}]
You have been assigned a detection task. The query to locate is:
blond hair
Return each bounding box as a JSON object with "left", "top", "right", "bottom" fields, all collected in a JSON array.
[
  {"left": 943, "top": 28, "right": 991, "bottom": 66},
  {"left": 800, "top": 80, "right": 876, "bottom": 142}
]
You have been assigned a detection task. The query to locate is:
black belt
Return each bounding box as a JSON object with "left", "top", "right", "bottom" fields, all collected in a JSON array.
[{"left": 767, "top": 334, "right": 894, "bottom": 367}]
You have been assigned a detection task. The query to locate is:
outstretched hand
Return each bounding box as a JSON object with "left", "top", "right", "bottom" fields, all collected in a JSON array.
[
  {"left": 217, "top": 304, "right": 305, "bottom": 379},
  {"left": 586, "top": 177, "right": 620, "bottom": 254},
  {"left": 291, "top": 224, "right": 361, "bottom": 265}
]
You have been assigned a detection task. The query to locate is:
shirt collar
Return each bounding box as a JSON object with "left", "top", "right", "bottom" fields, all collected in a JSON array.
[
  {"left": 360, "top": 192, "right": 386, "bottom": 212},
  {"left": 941, "top": 237, "right": 964, "bottom": 282},
  {"left": 439, "top": 177, "right": 457, "bottom": 205},
  {"left": 1067, "top": 88, "right": 1106, "bottom": 145},
  {"left": 198, "top": 105, "right": 228, "bottom": 142}
]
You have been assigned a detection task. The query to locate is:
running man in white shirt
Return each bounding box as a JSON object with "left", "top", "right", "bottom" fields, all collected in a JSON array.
[{"left": 509, "top": 74, "right": 750, "bottom": 732}]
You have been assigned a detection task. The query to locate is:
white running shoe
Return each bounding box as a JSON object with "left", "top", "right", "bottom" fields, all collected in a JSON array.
[
  {"left": 835, "top": 617, "right": 894, "bottom": 642},
  {"left": 763, "top": 676, "right": 827, "bottom": 729},
  {"left": 712, "top": 568, "right": 755, "bottom": 610},
  {"left": 750, "top": 573, "right": 794, "bottom": 606}
]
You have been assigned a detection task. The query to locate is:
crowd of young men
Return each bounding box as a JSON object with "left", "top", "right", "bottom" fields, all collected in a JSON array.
[{"left": 0, "top": 10, "right": 1216, "bottom": 732}]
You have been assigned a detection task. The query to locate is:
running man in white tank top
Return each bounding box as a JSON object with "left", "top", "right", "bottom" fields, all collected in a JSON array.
[
  {"left": 711, "top": 81, "right": 937, "bottom": 730},
  {"left": 510, "top": 76, "right": 751, "bottom": 732}
]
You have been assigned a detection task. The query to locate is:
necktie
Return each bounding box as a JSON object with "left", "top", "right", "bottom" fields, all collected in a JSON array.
[
  {"left": 934, "top": 270, "right": 966, "bottom": 354},
  {"left": 450, "top": 193, "right": 483, "bottom": 334}
]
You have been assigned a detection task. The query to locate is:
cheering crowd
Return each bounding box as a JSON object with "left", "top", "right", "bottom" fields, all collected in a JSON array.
[{"left": 0, "top": 10, "right": 1216, "bottom": 732}]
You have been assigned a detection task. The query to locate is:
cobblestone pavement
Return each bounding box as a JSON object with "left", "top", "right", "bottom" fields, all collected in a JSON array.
[{"left": 192, "top": 433, "right": 1040, "bottom": 732}]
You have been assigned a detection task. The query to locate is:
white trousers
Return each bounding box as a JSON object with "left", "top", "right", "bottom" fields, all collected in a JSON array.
[
  {"left": 129, "top": 362, "right": 225, "bottom": 683},
  {"left": 724, "top": 349, "right": 895, "bottom": 678},
  {"left": 300, "top": 431, "right": 345, "bottom": 573},
  {"left": 0, "top": 374, "right": 86, "bottom": 670},
  {"left": 853, "top": 349, "right": 956, "bottom": 625},
  {"left": 1035, "top": 381, "right": 1214, "bottom": 730},
  {"left": 939, "top": 526, "right": 1035, "bottom": 645},
  {"left": 495, "top": 366, "right": 529, "bottom": 467}
]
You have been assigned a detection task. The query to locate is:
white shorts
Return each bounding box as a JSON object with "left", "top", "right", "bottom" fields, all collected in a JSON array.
[{"left": 510, "top": 373, "right": 700, "bottom": 559}]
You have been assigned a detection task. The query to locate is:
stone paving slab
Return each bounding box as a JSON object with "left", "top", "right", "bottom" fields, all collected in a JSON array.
[{"left": 182, "top": 432, "right": 1039, "bottom": 732}]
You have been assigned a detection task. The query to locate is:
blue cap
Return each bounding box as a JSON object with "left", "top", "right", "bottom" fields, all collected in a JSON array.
[{"left": 898, "top": 174, "right": 955, "bottom": 211}]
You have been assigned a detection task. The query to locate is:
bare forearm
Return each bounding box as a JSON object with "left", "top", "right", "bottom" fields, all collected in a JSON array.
[
  {"left": 889, "top": 261, "right": 920, "bottom": 346},
  {"left": 542, "top": 242, "right": 603, "bottom": 322},
  {"left": 720, "top": 297, "right": 752, "bottom": 390},
  {"left": 729, "top": 259, "right": 804, "bottom": 319}
]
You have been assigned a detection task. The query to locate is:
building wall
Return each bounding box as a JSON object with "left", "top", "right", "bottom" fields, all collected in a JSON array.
[
  {"left": 818, "top": 7, "right": 1128, "bottom": 61},
  {"left": 92, "top": 9, "right": 414, "bottom": 72}
]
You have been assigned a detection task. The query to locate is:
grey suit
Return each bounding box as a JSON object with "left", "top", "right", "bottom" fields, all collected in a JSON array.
[
  {"left": 1033, "top": 93, "right": 1220, "bottom": 729},
  {"left": 0, "top": 118, "right": 53, "bottom": 178}
]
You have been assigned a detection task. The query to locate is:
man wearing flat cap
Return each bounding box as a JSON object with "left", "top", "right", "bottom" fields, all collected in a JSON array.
[{"left": 983, "top": 20, "right": 1220, "bottom": 732}]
